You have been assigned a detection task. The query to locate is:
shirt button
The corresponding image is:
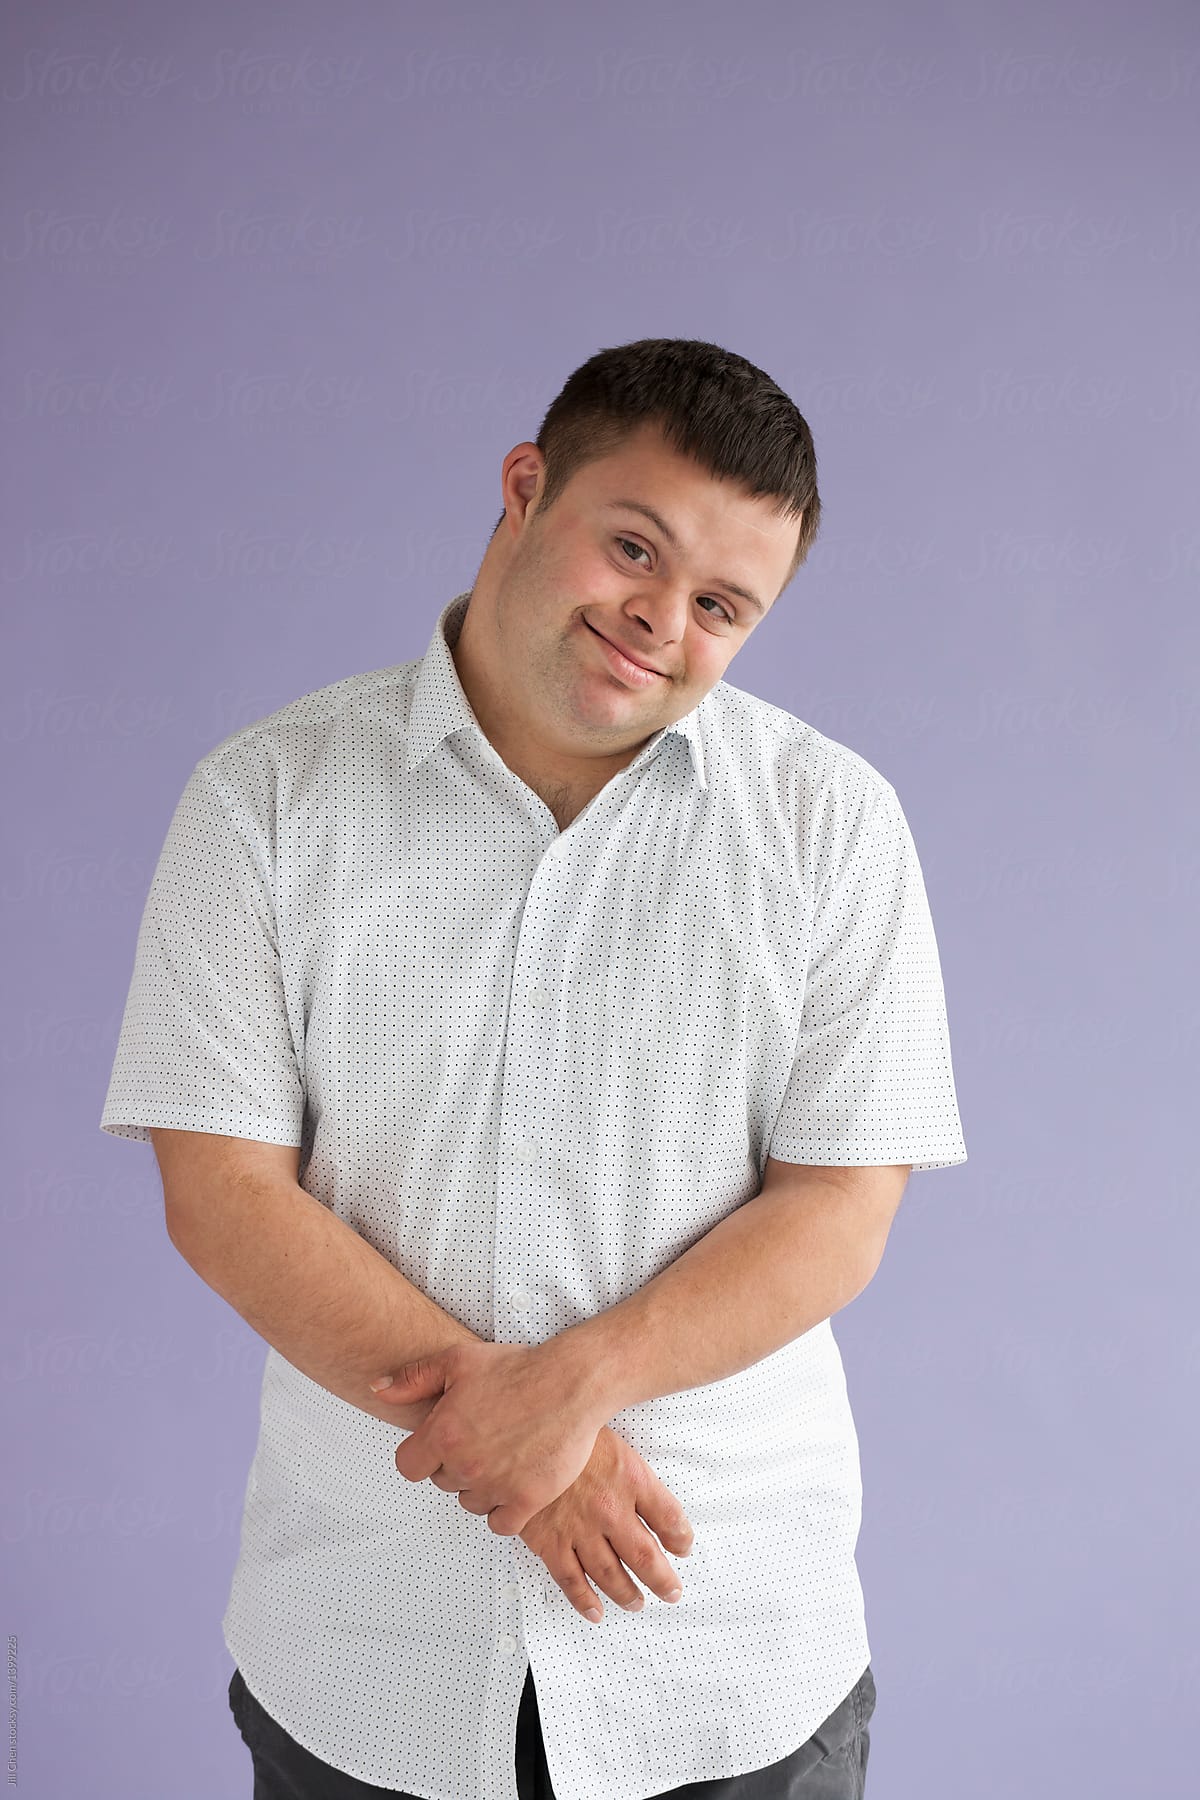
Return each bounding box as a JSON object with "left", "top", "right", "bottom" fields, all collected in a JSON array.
[
  {"left": 513, "top": 1139, "right": 539, "bottom": 1161},
  {"left": 510, "top": 1289, "right": 530, "bottom": 1312},
  {"left": 498, "top": 1634, "right": 518, "bottom": 1655},
  {"left": 528, "top": 986, "right": 550, "bottom": 1007},
  {"left": 502, "top": 1582, "right": 519, "bottom": 1601}
]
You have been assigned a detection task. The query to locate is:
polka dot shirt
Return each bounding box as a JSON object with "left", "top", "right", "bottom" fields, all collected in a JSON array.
[{"left": 100, "top": 589, "right": 967, "bottom": 1800}]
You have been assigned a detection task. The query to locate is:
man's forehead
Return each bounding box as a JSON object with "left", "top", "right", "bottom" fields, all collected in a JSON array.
[{"left": 593, "top": 472, "right": 796, "bottom": 562}]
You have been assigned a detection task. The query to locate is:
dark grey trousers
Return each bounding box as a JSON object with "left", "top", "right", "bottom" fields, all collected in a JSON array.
[{"left": 228, "top": 1660, "right": 875, "bottom": 1798}]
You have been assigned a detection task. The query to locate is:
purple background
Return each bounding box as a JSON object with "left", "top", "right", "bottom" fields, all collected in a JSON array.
[{"left": 5, "top": 0, "right": 1197, "bottom": 1795}]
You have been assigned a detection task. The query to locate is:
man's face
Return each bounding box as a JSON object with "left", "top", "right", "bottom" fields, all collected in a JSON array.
[{"left": 460, "top": 420, "right": 802, "bottom": 777}]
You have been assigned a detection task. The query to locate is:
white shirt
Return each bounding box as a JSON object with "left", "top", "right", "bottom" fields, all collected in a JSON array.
[{"left": 100, "top": 589, "right": 967, "bottom": 1800}]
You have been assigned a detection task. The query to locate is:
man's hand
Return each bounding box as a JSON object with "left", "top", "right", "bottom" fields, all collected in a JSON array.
[
  {"left": 518, "top": 1423, "right": 694, "bottom": 1623},
  {"left": 370, "top": 1340, "right": 609, "bottom": 1537}
]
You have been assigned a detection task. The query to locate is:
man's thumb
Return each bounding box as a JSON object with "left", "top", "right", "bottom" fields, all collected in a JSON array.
[{"left": 369, "top": 1357, "right": 438, "bottom": 1397}]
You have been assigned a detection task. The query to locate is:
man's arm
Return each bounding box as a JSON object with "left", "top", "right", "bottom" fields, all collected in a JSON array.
[
  {"left": 547, "top": 1157, "right": 910, "bottom": 1418},
  {"left": 150, "top": 1128, "right": 484, "bottom": 1431}
]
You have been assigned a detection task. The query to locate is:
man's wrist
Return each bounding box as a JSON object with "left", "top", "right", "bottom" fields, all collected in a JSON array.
[{"left": 537, "top": 1317, "right": 628, "bottom": 1425}]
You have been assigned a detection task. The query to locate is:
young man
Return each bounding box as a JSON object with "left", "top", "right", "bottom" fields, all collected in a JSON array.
[{"left": 101, "top": 337, "right": 966, "bottom": 1799}]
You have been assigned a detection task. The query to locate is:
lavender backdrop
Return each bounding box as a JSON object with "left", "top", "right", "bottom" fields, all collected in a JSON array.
[{"left": 5, "top": 1, "right": 1197, "bottom": 1795}]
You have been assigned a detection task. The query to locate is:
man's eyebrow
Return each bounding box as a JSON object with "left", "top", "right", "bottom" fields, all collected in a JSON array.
[{"left": 601, "top": 499, "right": 766, "bottom": 617}]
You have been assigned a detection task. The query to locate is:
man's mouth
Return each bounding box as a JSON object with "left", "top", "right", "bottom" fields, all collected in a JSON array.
[{"left": 584, "top": 618, "right": 666, "bottom": 683}]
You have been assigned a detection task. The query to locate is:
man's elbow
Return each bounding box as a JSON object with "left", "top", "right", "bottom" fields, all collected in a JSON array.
[{"left": 852, "top": 1171, "right": 909, "bottom": 1291}]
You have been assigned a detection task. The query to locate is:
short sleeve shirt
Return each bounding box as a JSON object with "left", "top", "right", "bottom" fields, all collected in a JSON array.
[{"left": 100, "top": 590, "right": 967, "bottom": 1800}]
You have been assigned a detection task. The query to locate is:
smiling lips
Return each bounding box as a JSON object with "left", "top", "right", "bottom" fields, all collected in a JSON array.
[{"left": 585, "top": 618, "right": 666, "bottom": 679}]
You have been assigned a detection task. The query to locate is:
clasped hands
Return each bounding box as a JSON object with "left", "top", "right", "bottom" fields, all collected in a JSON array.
[{"left": 368, "top": 1339, "right": 608, "bottom": 1537}]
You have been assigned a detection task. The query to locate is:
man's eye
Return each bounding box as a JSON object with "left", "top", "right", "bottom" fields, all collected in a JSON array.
[
  {"left": 616, "top": 540, "right": 733, "bottom": 624},
  {"left": 697, "top": 596, "right": 733, "bottom": 623}
]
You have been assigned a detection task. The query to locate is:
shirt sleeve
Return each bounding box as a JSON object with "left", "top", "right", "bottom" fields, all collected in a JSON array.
[
  {"left": 99, "top": 753, "right": 305, "bottom": 1147},
  {"left": 767, "top": 775, "right": 967, "bottom": 1173}
]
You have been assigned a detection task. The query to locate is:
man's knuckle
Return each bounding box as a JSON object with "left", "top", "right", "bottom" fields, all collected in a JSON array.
[{"left": 622, "top": 1535, "right": 656, "bottom": 1572}]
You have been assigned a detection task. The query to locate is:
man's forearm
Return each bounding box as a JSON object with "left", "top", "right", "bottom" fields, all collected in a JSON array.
[
  {"left": 167, "top": 1172, "right": 485, "bottom": 1431},
  {"left": 548, "top": 1178, "right": 887, "bottom": 1417}
]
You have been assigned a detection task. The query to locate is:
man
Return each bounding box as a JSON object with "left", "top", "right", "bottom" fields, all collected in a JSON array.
[{"left": 100, "top": 337, "right": 967, "bottom": 1800}]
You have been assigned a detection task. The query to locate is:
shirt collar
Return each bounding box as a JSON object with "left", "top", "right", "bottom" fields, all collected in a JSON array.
[{"left": 404, "top": 590, "right": 708, "bottom": 791}]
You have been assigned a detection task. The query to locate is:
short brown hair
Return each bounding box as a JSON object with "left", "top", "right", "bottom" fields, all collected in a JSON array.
[{"left": 492, "top": 337, "right": 821, "bottom": 592}]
